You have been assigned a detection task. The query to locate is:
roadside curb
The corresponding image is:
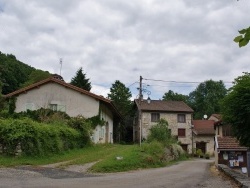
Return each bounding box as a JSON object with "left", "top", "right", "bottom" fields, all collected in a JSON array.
[{"left": 218, "top": 164, "right": 250, "bottom": 188}]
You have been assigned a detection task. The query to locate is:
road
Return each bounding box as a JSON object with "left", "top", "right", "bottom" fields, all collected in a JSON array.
[{"left": 0, "top": 158, "right": 238, "bottom": 188}]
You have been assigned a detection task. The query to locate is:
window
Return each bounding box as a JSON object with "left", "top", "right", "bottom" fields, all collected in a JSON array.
[
  {"left": 151, "top": 113, "right": 160, "bottom": 122},
  {"left": 178, "top": 128, "right": 186, "bottom": 137},
  {"left": 177, "top": 114, "right": 186, "bottom": 123},
  {"left": 49, "top": 104, "right": 66, "bottom": 112},
  {"left": 99, "top": 127, "right": 105, "bottom": 138},
  {"left": 50, "top": 104, "right": 58, "bottom": 111}
]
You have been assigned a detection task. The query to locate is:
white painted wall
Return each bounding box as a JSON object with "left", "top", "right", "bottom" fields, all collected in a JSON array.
[
  {"left": 14, "top": 82, "right": 115, "bottom": 144},
  {"left": 140, "top": 112, "right": 193, "bottom": 153},
  {"left": 15, "top": 82, "right": 99, "bottom": 117}
]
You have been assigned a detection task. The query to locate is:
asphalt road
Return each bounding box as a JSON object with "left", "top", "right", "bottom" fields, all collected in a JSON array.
[{"left": 0, "top": 158, "right": 238, "bottom": 188}]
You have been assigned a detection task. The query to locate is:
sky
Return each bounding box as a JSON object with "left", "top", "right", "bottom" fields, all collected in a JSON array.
[{"left": 0, "top": 0, "right": 249, "bottom": 100}]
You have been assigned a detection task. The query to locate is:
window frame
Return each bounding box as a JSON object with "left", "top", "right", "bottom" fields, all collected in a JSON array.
[
  {"left": 50, "top": 104, "right": 58, "bottom": 111},
  {"left": 178, "top": 128, "right": 186, "bottom": 137},
  {"left": 177, "top": 114, "right": 186, "bottom": 123},
  {"left": 151, "top": 113, "right": 160, "bottom": 122}
]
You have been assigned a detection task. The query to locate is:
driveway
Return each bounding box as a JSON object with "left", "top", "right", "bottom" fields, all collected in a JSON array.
[{"left": 0, "top": 158, "right": 239, "bottom": 188}]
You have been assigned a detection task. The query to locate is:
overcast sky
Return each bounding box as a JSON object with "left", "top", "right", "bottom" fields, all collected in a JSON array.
[{"left": 0, "top": 0, "right": 249, "bottom": 99}]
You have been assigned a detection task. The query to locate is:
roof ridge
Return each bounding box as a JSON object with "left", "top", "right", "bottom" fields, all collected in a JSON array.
[{"left": 4, "top": 77, "right": 111, "bottom": 103}]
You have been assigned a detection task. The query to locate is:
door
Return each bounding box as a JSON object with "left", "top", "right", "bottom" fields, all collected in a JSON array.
[
  {"left": 196, "top": 141, "right": 206, "bottom": 154},
  {"left": 105, "top": 122, "right": 109, "bottom": 143}
]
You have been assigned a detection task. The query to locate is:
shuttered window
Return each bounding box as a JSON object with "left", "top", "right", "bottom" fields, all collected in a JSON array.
[{"left": 178, "top": 128, "right": 186, "bottom": 137}]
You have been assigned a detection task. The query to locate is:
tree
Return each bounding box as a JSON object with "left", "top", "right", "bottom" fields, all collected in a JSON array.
[
  {"left": 221, "top": 72, "right": 250, "bottom": 147},
  {"left": 234, "top": 27, "right": 250, "bottom": 47},
  {"left": 108, "top": 80, "right": 132, "bottom": 117},
  {"left": 70, "top": 67, "right": 91, "bottom": 91},
  {"left": 189, "top": 80, "right": 227, "bottom": 119},
  {"left": 0, "top": 80, "right": 4, "bottom": 109},
  {"left": 0, "top": 52, "right": 35, "bottom": 94},
  {"left": 21, "top": 70, "right": 51, "bottom": 87},
  {"left": 162, "top": 90, "right": 188, "bottom": 103},
  {"left": 147, "top": 119, "right": 175, "bottom": 146},
  {"left": 108, "top": 80, "right": 133, "bottom": 142}
]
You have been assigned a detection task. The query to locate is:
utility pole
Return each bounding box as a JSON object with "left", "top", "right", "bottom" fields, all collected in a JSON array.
[
  {"left": 139, "top": 76, "right": 143, "bottom": 103},
  {"left": 139, "top": 76, "right": 143, "bottom": 146}
]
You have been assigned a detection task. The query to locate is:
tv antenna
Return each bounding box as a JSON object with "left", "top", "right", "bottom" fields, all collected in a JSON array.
[{"left": 59, "top": 58, "right": 63, "bottom": 76}]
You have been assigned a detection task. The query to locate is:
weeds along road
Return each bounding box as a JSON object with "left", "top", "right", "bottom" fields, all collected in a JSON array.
[{"left": 0, "top": 158, "right": 238, "bottom": 188}]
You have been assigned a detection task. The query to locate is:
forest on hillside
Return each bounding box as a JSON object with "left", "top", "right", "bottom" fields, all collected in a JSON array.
[{"left": 0, "top": 51, "right": 51, "bottom": 95}]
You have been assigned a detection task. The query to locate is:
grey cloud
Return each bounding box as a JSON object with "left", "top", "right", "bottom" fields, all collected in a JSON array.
[{"left": 0, "top": 0, "right": 249, "bottom": 99}]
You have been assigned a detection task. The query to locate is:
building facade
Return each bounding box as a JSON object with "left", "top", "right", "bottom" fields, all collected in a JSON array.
[
  {"left": 134, "top": 99, "right": 194, "bottom": 153},
  {"left": 5, "top": 77, "right": 121, "bottom": 144}
]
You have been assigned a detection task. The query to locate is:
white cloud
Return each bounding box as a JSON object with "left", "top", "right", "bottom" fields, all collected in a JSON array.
[{"left": 0, "top": 0, "right": 249, "bottom": 99}]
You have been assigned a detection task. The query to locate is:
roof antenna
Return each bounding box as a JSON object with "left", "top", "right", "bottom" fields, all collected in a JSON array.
[{"left": 59, "top": 58, "right": 63, "bottom": 76}]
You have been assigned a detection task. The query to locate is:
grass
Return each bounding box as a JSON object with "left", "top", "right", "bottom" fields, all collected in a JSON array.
[{"left": 0, "top": 144, "right": 189, "bottom": 173}]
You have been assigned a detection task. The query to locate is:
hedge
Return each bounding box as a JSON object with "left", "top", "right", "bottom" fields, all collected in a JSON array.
[{"left": 0, "top": 118, "right": 83, "bottom": 156}]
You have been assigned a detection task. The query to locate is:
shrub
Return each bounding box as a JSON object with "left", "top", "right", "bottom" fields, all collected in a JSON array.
[
  {"left": 141, "top": 141, "right": 165, "bottom": 165},
  {"left": 196, "top": 149, "right": 203, "bottom": 157},
  {"left": 147, "top": 119, "right": 175, "bottom": 146},
  {"left": 67, "top": 116, "right": 92, "bottom": 147},
  {"left": 0, "top": 118, "right": 82, "bottom": 156},
  {"left": 170, "top": 144, "right": 185, "bottom": 159}
]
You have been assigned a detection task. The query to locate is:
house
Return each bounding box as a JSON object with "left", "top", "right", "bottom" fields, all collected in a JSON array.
[
  {"left": 134, "top": 99, "right": 194, "bottom": 153},
  {"left": 192, "top": 120, "right": 215, "bottom": 156},
  {"left": 212, "top": 114, "right": 248, "bottom": 167},
  {"left": 4, "top": 76, "right": 121, "bottom": 144}
]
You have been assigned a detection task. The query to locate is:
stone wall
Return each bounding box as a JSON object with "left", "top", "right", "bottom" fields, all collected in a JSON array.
[
  {"left": 193, "top": 135, "right": 215, "bottom": 155},
  {"left": 140, "top": 112, "right": 193, "bottom": 153}
]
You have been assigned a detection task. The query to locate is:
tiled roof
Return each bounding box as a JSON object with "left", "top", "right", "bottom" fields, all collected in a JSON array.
[
  {"left": 192, "top": 120, "right": 215, "bottom": 135},
  {"left": 217, "top": 136, "right": 248, "bottom": 151},
  {"left": 4, "top": 77, "right": 121, "bottom": 118},
  {"left": 209, "top": 114, "right": 222, "bottom": 121},
  {"left": 135, "top": 99, "right": 194, "bottom": 113}
]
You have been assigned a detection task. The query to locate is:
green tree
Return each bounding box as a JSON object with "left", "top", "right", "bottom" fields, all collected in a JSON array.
[
  {"left": 162, "top": 90, "right": 188, "bottom": 103},
  {"left": 234, "top": 27, "right": 250, "bottom": 47},
  {"left": 0, "top": 80, "right": 5, "bottom": 109},
  {"left": 221, "top": 72, "right": 250, "bottom": 147},
  {"left": 108, "top": 80, "right": 133, "bottom": 143},
  {"left": 70, "top": 67, "right": 91, "bottom": 91},
  {"left": 21, "top": 70, "right": 51, "bottom": 87},
  {"left": 189, "top": 80, "right": 227, "bottom": 119},
  {"left": 108, "top": 80, "right": 132, "bottom": 117},
  {"left": 147, "top": 119, "right": 175, "bottom": 146},
  {"left": 0, "top": 52, "right": 35, "bottom": 94}
]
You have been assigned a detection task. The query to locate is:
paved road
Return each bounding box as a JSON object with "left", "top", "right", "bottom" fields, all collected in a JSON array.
[{"left": 0, "top": 158, "right": 238, "bottom": 188}]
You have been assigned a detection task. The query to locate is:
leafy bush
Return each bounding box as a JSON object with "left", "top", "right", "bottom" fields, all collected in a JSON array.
[
  {"left": 67, "top": 116, "right": 92, "bottom": 147},
  {"left": 147, "top": 119, "right": 176, "bottom": 146},
  {"left": 141, "top": 141, "right": 165, "bottom": 165},
  {"left": 0, "top": 118, "right": 82, "bottom": 156},
  {"left": 170, "top": 144, "right": 185, "bottom": 159},
  {"left": 196, "top": 149, "right": 203, "bottom": 157},
  {"left": 9, "top": 108, "right": 71, "bottom": 123}
]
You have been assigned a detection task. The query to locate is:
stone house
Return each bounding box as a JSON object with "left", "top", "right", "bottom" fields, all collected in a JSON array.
[
  {"left": 212, "top": 114, "right": 248, "bottom": 167},
  {"left": 192, "top": 120, "right": 215, "bottom": 156},
  {"left": 5, "top": 76, "right": 121, "bottom": 144},
  {"left": 134, "top": 99, "right": 194, "bottom": 153}
]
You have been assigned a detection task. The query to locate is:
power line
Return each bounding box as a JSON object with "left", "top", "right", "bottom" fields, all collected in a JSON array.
[{"left": 143, "top": 78, "right": 233, "bottom": 84}]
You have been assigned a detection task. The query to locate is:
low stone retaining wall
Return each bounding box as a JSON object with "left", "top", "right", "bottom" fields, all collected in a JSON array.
[{"left": 218, "top": 164, "right": 250, "bottom": 188}]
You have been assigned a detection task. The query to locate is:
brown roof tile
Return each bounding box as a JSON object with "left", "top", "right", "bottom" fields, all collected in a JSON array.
[
  {"left": 217, "top": 136, "right": 248, "bottom": 150},
  {"left": 209, "top": 114, "right": 222, "bottom": 121},
  {"left": 135, "top": 99, "right": 194, "bottom": 113},
  {"left": 192, "top": 120, "right": 215, "bottom": 135}
]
